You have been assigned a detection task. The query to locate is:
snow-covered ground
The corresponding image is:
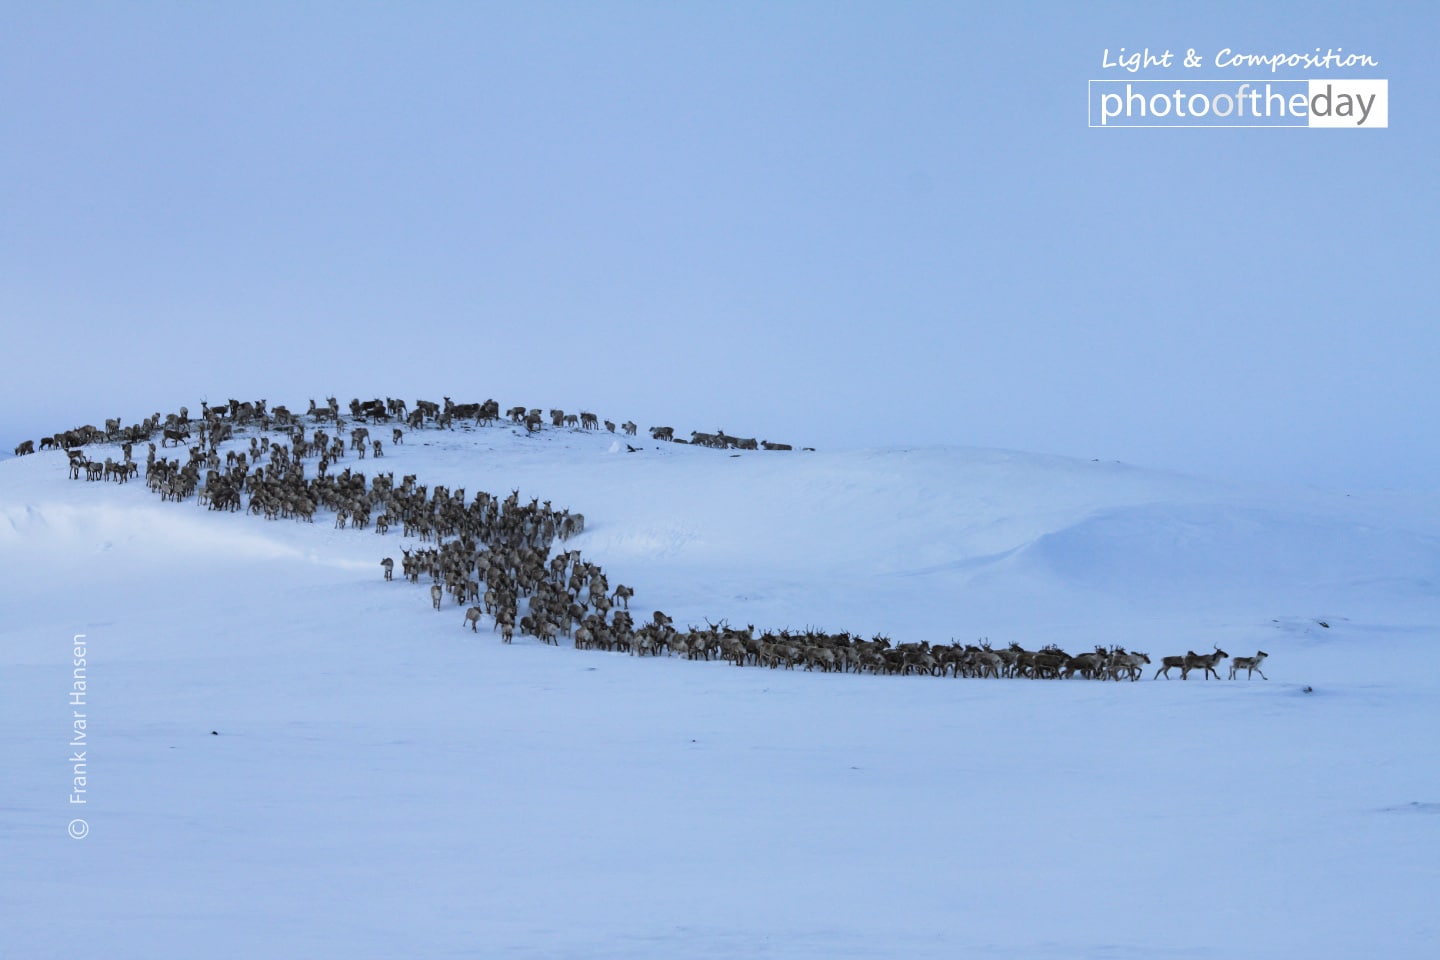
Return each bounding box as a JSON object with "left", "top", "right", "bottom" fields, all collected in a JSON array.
[{"left": 3, "top": 417, "right": 1437, "bottom": 958}]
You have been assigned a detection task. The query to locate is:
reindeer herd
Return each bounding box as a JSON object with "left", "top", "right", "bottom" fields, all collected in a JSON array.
[{"left": 14, "top": 394, "right": 1269, "bottom": 683}]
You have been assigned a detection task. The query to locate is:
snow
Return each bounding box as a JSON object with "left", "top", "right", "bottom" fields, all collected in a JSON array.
[{"left": 2, "top": 419, "right": 1438, "bottom": 958}]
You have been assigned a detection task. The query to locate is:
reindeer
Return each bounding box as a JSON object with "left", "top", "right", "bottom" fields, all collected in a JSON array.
[
  {"left": 649, "top": 426, "right": 674, "bottom": 441},
  {"left": 622, "top": 421, "right": 637, "bottom": 436},
  {"left": 1181, "top": 646, "right": 1229, "bottom": 680},
  {"left": 761, "top": 440, "right": 792, "bottom": 451},
  {"left": 381, "top": 558, "right": 394, "bottom": 581},
  {"left": 612, "top": 584, "right": 633, "bottom": 609},
  {"left": 1108, "top": 650, "right": 1150, "bottom": 681},
  {"left": 1154, "top": 654, "right": 1187, "bottom": 680},
  {"left": 690, "top": 431, "right": 723, "bottom": 448},
  {"left": 1060, "top": 647, "right": 1109, "bottom": 680},
  {"left": 463, "top": 606, "right": 483, "bottom": 632},
  {"left": 430, "top": 584, "right": 443, "bottom": 610},
  {"left": 14, "top": 440, "right": 34, "bottom": 456},
  {"left": 1229, "top": 651, "right": 1269, "bottom": 680},
  {"left": 392, "top": 428, "right": 403, "bottom": 445}
]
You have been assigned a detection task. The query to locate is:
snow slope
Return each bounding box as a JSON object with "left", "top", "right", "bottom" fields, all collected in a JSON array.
[{"left": 2, "top": 420, "right": 1438, "bottom": 958}]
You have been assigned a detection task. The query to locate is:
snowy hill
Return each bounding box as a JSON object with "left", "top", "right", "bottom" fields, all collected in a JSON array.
[{"left": 3, "top": 413, "right": 1438, "bottom": 958}]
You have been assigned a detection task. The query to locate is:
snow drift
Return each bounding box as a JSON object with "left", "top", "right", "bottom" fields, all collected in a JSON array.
[{"left": 2, "top": 422, "right": 1436, "bottom": 958}]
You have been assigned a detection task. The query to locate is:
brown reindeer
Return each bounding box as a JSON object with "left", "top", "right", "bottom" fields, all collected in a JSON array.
[{"left": 1181, "top": 646, "right": 1229, "bottom": 680}]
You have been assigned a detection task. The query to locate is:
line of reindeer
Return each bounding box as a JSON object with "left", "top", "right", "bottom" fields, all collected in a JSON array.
[
  {"left": 14, "top": 395, "right": 803, "bottom": 459},
  {"left": 26, "top": 394, "right": 1267, "bottom": 682}
]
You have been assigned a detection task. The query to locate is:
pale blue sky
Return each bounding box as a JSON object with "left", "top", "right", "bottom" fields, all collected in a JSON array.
[{"left": 2, "top": 2, "right": 1435, "bottom": 490}]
